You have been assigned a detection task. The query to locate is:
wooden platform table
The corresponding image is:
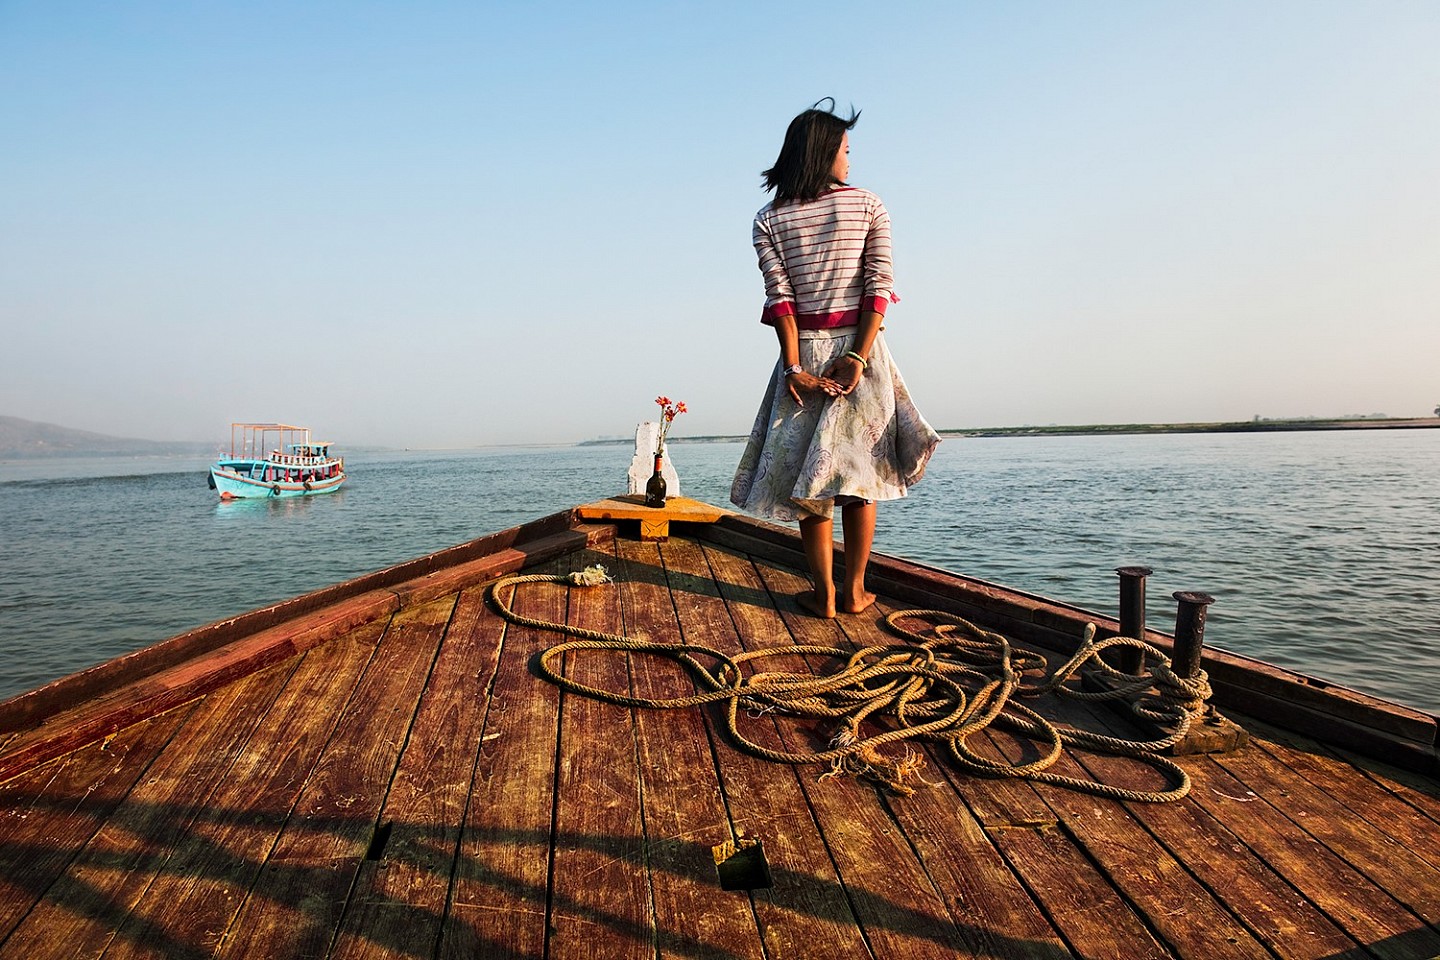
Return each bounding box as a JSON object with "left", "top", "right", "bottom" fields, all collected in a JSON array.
[{"left": 575, "top": 495, "right": 729, "bottom": 541}]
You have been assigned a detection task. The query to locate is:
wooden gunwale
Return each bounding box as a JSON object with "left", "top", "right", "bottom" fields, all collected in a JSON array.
[
  {"left": 0, "top": 511, "right": 579, "bottom": 729},
  {"left": 0, "top": 512, "right": 616, "bottom": 786},
  {"left": 1, "top": 501, "right": 1438, "bottom": 958}
]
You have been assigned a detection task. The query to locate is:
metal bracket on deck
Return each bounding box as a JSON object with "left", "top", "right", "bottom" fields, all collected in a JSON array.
[
  {"left": 712, "top": 836, "right": 772, "bottom": 891},
  {"left": 1176, "top": 705, "right": 1249, "bottom": 755},
  {"left": 1081, "top": 672, "right": 1249, "bottom": 755}
]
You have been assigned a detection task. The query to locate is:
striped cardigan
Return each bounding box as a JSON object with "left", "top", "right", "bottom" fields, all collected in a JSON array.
[{"left": 753, "top": 185, "right": 896, "bottom": 329}]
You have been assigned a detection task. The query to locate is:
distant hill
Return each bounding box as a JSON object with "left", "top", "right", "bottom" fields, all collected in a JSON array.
[{"left": 0, "top": 416, "right": 214, "bottom": 459}]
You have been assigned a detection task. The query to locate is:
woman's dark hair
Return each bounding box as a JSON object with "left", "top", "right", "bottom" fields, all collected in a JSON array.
[{"left": 762, "top": 98, "right": 860, "bottom": 203}]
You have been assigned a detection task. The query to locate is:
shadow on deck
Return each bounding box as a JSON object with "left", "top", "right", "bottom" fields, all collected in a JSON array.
[{"left": 1, "top": 513, "right": 1437, "bottom": 959}]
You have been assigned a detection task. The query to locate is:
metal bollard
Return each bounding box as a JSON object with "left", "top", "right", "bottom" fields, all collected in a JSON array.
[
  {"left": 1171, "top": 591, "right": 1216, "bottom": 680},
  {"left": 1115, "top": 566, "right": 1153, "bottom": 674}
]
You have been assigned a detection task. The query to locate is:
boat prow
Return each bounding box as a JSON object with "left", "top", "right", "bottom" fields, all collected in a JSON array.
[{"left": 2, "top": 499, "right": 1436, "bottom": 958}]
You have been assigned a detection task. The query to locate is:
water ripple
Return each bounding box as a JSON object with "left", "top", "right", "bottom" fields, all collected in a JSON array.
[{"left": 2, "top": 432, "right": 1438, "bottom": 714}]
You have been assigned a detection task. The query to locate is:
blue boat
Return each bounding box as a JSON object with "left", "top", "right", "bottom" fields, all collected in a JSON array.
[{"left": 208, "top": 422, "right": 346, "bottom": 500}]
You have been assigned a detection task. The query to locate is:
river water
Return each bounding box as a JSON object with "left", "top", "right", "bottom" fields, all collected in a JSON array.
[{"left": 2, "top": 430, "right": 1437, "bottom": 714}]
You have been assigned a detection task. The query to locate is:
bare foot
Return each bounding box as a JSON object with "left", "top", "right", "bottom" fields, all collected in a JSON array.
[
  {"left": 841, "top": 591, "right": 876, "bottom": 615},
  {"left": 795, "top": 590, "right": 837, "bottom": 619}
]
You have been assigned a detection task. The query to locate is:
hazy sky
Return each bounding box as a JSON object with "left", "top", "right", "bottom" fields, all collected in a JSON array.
[{"left": 3, "top": 1, "right": 1437, "bottom": 447}]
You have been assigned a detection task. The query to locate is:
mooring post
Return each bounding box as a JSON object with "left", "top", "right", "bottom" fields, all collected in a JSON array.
[
  {"left": 1171, "top": 591, "right": 1215, "bottom": 680},
  {"left": 1088, "top": 579, "right": 1244, "bottom": 754},
  {"left": 1115, "top": 566, "right": 1153, "bottom": 673}
]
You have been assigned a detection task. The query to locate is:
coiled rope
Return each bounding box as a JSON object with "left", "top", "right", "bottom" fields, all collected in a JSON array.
[{"left": 490, "top": 566, "right": 1211, "bottom": 802}]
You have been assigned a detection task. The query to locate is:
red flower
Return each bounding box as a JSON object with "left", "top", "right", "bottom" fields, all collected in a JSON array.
[{"left": 651, "top": 395, "right": 688, "bottom": 453}]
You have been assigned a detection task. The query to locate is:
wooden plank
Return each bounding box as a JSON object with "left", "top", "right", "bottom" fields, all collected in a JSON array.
[
  {"left": 1330, "top": 742, "right": 1440, "bottom": 824},
  {"left": 576, "top": 496, "right": 730, "bottom": 541},
  {"left": 739, "top": 554, "right": 973, "bottom": 958},
  {"left": 0, "top": 661, "right": 298, "bottom": 959},
  {"left": 837, "top": 599, "right": 1080, "bottom": 959},
  {"left": 0, "top": 706, "right": 194, "bottom": 945},
  {"left": 0, "top": 588, "right": 396, "bottom": 738},
  {"left": 212, "top": 595, "right": 457, "bottom": 959},
  {"left": 1234, "top": 715, "right": 1440, "bottom": 870},
  {"left": 697, "top": 514, "right": 1087, "bottom": 638},
  {"left": 622, "top": 538, "right": 766, "bottom": 959},
  {"left": 387, "top": 525, "right": 616, "bottom": 609},
  {"left": 0, "top": 590, "right": 399, "bottom": 785},
  {"left": 328, "top": 585, "right": 504, "bottom": 960},
  {"left": 0, "top": 512, "right": 607, "bottom": 737},
  {"left": 99, "top": 618, "right": 387, "bottom": 959},
  {"left": 695, "top": 522, "right": 1086, "bottom": 657},
  {"left": 547, "top": 542, "right": 655, "bottom": 957},
  {"left": 688, "top": 542, "right": 872, "bottom": 958},
  {"left": 1200, "top": 661, "right": 1437, "bottom": 749},
  {"left": 947, "top": 729, "right": 1178, "bottom": 960},
  {"left": 790, "top": 580, "right": 1174, "bottom": 960},
  {"left": 439, "top": 561, "right": 567, "bottom": 960},
  {"left": 1183, "top": 755, "right": 1440, "bottom": 959},
  {"left": 1198, "top": 684, "right": 1437, "bottom": 775},
  {"left": 989, "top": 697, "right": 1279, "bottom": 959},
  {"left": 0, "top": 526, "right": 619, "bottom": 792},
  {"left": 576, "top": 495, "right": 730, "bottom": 525},
  {"left": 1211, "top": 735, "right": 1440, "bottom": 927},
  {"left": 1057, "top": 701, "right": 1366, "bottom": 960}
]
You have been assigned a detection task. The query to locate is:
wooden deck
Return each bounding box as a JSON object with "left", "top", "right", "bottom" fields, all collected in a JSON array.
[{"left": 2, "top": 512, "right": 1439, "bottom": 959}]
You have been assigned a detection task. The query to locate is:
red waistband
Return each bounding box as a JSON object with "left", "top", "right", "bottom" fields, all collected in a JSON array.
[{"left": 760, "top": 295, "right": 891, "bottom": 328}]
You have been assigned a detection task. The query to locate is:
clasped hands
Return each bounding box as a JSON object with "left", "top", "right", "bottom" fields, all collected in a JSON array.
[{"left": 786, "top": 355, "right": 865, "bottom": 405}]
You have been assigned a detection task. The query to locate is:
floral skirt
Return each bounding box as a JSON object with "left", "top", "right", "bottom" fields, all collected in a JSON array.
[{"left": 730, "top": 327, "right": 941, "bottom": 521}]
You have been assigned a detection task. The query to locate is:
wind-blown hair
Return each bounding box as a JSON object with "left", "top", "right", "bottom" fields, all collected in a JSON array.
[{"left": 762, "top": 98, "right": 860, "bottom": 204}]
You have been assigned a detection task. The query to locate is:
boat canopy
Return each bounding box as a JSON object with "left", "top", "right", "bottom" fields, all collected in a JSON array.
[{"left": 227, "top": 422, "right": 331, "bottom": 460}]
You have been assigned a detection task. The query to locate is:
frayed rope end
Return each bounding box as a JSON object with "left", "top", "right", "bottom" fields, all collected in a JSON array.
[
  {"left": 568, "top": 565, "right": 612, "bottom": 587},
  {"left": 822, "top": 726, "right": 929, "bottom": 796}
]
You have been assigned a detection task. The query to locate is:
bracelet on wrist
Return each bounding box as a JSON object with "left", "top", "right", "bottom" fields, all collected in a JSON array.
[{"left": 844, "top": 351, "right": 868, "bottom": 369}]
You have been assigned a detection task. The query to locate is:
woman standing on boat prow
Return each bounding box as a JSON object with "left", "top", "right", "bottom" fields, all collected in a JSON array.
[{"left": 731, "top": 100, "right": 940, "bottom": 619}]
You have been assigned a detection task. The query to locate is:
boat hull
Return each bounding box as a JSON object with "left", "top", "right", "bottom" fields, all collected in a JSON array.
[
  {"left": 2, "top": 503, "right": 1440, "bottom": 960},
  {"left": 211, "top": 464, "right": 346, "bottom": 499},
  {"left": 208, "top": 423, "right": 345, "bottom": 500},
  {"left": 1, "top": 502, "right": 1436, "bottom": 960}
]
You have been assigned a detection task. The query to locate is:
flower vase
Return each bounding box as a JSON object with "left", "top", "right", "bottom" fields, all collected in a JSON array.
[{"left": 644, "top": 451, "right": 667, "bottom": 508}]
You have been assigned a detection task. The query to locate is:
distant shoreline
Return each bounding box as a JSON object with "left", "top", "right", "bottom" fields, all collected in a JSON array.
[
  {"left": 580, "top": 417, "right": 1440, "bottom": 446},
  {"left": 6, "top": 415, "right": 1437, "bottom": 459},
  {"left": 938, "top": 416, "right": 1440, "bottom": 439}
]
